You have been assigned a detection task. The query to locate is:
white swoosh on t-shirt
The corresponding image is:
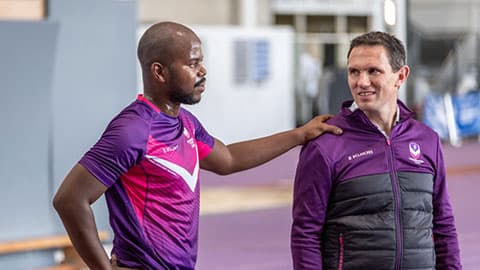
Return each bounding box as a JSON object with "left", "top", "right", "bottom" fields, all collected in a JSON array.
[{"left": 145, "top": 153, "right": 199, "bottom": 192}]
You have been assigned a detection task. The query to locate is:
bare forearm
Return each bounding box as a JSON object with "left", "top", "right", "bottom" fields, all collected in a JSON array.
[
  {"left": 201, "top": 114, "right": 342, "bottom": 175},
  {"left": 224, "top": 129, "right": 303, "bottom": 173},
  {"left": 54, "top": 201, "right": 111, "bottom": 270}
]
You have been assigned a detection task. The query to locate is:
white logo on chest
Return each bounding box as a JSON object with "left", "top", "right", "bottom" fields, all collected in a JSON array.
[
  {"left": 184, "top": 128, "right": 195, "bottom": 149},
  {"left": 408, "top": 142, "right": 424, "bottom": 164},
  {"left": 348, "top": 149, "right": 374, "bottom": 161}
]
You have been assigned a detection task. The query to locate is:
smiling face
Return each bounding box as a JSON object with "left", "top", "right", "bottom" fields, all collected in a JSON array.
[{"left": 347, "top": 44, "right": 408, "bottom": 119}]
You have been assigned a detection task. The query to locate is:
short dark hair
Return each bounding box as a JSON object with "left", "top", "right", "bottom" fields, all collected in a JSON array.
[
  {"left": 137, "top": 21, "right": 198, "bottom": 70},
  {"left": 347, "top": 31, "right": 406, "bottom": 72}
]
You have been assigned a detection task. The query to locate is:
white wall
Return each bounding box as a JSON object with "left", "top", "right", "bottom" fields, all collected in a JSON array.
[
  {"left": 191, "top": 26, "right": 295, "bottom": 143},
  {"left": 137, "top": 25, "right": 296, "bottom": 144},
  {"left": 138, "top": 0, "right": 235, "bottom": 25}
]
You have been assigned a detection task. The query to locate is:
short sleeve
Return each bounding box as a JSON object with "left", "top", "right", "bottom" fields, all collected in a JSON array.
[{"left": 79, "top": 112, "right": 149, "bottom": 187}]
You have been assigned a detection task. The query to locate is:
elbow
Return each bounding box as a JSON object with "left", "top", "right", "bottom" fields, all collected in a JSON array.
[
  {"left": 52, "top": 192, "right": 66, "bottom": 214},
  {"left": 52, "top": 190, "right": 76, "bottom": 215},
  {"left": 214, "top": 164, "right": 242, "bottom": 175},
  {"left": 203, "top": 159, "right": 237, "bottom": 175},
  {"left": 215, "top": 157, "right": 242, "bottom": 175},
  {"left": 214, "top": 168, "right": 233, "bottom": 176}
]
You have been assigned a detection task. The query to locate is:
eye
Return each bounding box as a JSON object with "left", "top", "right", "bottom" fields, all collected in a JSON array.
[
  {"left": 189, "top": 58, "right": 204, "bottom": 69},
  {"left": 368, "top": 68, "right": 381, "bottom": 75},
  {"left": 348, "top": 69, "right": 359, "bottom": 76}
]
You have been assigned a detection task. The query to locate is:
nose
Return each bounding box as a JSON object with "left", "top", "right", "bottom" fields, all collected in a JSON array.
[
  {"left": 357, "top": 72, "right": 370, "bottom": 87},
  {"left": 198, "top": 63, "right": 207, "bottom": 77}
]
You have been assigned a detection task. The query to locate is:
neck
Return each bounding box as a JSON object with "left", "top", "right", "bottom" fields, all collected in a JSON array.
[
  {"left": 365, "top": 109, "right": 396, "bottom": 135},
  {"left": 144, "top": 94, "right": 179, "bottom": 117}
]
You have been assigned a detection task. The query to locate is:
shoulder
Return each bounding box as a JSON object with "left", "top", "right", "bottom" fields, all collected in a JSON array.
[
  {"left": 178, "top": 107, "right": 206, "bottom": 131},
  {"left": 303, "top": 113, "right": 366, "bottom": 163},
  {"left": 114, "top": 100, "right": 157, "bottom": 124},
  {"left": 178, "top": 107, "right": 214, "bottom": 150},
  {"left": 404, "top": 118, "right": 440, "bottom": 140},
  {"left": 102, "top": 101, "right": 157, "bottom": 146},
  {"left": 311, "top": 114, "right": 349, "bottom": 148},
  {"left": 302, "top": 134, "right": 341, "bottom": 165},
  {"left": 179, "top": 107, "right": 201, "bottom": 123}
]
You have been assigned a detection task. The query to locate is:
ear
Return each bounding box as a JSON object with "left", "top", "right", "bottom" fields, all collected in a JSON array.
[
  {"left": 395, "top": 65, "right": 410, "bottom": 88},
  {"left": 151, "top": 62, "right": 167, "bottom": 83}
]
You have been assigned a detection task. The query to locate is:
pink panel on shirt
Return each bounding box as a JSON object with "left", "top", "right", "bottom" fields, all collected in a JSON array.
[
  {"left": 146, "top": 135, "right": 169, "bottom": 157},
  {"left": 146, "top": 135, "right": 198, "bottom": 174},
  {"left": 120, "top": 165, "right": 148, "bottom": 224},
  {"left": 197, "top": 140, "right": 213, "bottom": 160}
]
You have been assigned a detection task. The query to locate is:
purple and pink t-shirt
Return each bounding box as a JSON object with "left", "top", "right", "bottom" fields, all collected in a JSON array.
[{"left": 79, "top": 94, "right": 214, "bottom": 270}]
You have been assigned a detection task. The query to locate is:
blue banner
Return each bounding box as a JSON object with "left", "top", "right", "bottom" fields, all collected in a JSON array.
[
  {"left": 423, "top": 93, "right": 449, "bottom": 139},
  {"left": 451, "top": 90, "right": 480, "bottom": 138}
]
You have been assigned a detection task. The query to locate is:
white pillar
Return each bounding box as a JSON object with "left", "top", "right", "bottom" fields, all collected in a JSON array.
[
  {"left": 394, "top": 0, "right": 407, "bottom": 52},
  {"left": 240, "top": 0, "right": 257, "bottom": 28},
  {"left": 371, "top": 0, "right": 386, "bottom": 31},
  {"left": 444, "top": 93, "right": 461, "bottom": 146},
  {"left": 394, "top": 0, "right": 407, "bottom": 102}
]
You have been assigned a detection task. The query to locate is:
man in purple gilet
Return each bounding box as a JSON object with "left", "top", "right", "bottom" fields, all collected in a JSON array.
[
  {"left": 291, "top": 32, "right": 462, "bottom": 269},
  {"left": 53, "top": 21, "right": 343, "bottom": 270}
]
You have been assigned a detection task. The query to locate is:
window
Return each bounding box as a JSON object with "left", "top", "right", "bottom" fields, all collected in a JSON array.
[
  {"left": 347, "top": 16, "right": 368, "bottom": 33},
  {"left": 306, "top": 15, "right": 335, "bottom": 33},
  {"left": 233, "top": 39, "right": 270, "bottom": 85},
  {"left": 274, "top": 14, "right": 295, "bottom": 28}
]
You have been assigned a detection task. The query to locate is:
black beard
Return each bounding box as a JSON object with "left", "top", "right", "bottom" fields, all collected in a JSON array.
[{"left": 171, "top": 91, "right": 199, "bottom": 105}]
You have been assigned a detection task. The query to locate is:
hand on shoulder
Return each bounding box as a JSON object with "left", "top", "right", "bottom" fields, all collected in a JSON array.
[{"left": 297, "top": 114, "right": 343, "bottom": 144}]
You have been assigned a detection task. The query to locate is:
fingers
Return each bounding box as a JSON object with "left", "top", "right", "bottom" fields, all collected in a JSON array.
[
  {"left": 314, "top": 114, "right": 335, "bottom": 122},
  {"left": 322, "top": 123, "right": 343, "bottom": 135},
  {"left": 312, "top": 114, "right": 342, "bottom": 135}
]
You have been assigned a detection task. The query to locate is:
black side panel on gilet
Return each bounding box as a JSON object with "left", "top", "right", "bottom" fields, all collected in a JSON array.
[{"left": 322, "top": 172, "right": 434, "bottom": 270}]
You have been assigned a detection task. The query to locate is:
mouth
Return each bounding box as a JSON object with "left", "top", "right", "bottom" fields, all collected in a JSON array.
[
  {"left": 196, "top": 85, "right": 205, "bottom": 93},
  {"left": 194, "top": 77, "right": 206, "bottom": 88},
  {"left": 358, "top": 91, "right": 375, "bottom": 97}
]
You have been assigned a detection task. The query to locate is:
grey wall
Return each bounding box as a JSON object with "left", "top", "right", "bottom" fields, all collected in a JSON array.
[
  {"left": 0, "top": 0, "right": 137, "bottom": 268},
  {"left": 49, "top": 0, "right": 138, "bottom": 233},
  {"left": 0, "top": 21, "right": 59, "bottom": 239}
]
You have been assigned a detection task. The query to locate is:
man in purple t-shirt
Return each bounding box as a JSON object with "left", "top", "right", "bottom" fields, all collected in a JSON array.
[{"left": 53, "top": 21, "right": 342, "bottom": 270}]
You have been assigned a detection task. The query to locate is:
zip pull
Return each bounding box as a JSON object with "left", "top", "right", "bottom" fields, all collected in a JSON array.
[{"left": 386, "top": 138, "right": 391, "bottom": 145}]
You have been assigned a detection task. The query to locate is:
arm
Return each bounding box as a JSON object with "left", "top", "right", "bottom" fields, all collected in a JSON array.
[
  {"left": 53, "top": 163, "right": 112, "bottom": 270},
  {"left": 291, "top": 142, "right": 332, "bottom": 270},
  {"left": 432, "top": 138, "right": 462, "bottom": 269},
  {"left": 200, "top": 114, "right": 342, "bottom": 175}
]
